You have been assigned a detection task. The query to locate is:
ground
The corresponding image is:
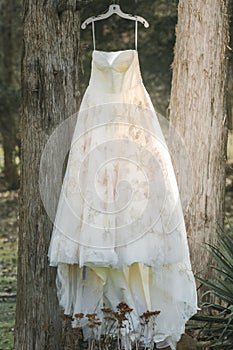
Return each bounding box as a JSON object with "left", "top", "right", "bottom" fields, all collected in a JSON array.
[
  {"left": 0, "top": 191, "right": 18, "bottom": 350},
  {"left": 0, "top": 164, "right": 232, "bottom": 350}
]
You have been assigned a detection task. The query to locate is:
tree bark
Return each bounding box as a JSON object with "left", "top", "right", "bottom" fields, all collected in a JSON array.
[
  {"left": 14, "top": 1, "right": 80, "bottom": 349},
  {"left": 168, "top": 0, "right": 230, "bottom": 276}
]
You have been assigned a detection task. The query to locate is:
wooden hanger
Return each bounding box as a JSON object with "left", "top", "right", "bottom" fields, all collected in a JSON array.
[{"left": 81, "top": 3, "right": 149, "bottom": 29}]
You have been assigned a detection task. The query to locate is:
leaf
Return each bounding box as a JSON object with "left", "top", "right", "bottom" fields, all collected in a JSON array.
[{"left": 190, "top": 224, "right": 233, "bottom": 347}]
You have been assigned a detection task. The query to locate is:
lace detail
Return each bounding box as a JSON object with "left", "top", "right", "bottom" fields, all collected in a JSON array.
[{"left": 48, "top": 50, "right": 198, "bottom": 349}]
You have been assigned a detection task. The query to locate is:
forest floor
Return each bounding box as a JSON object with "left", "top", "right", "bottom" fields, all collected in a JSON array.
[
  {"left": 0, "top": 164, "right": 232, "bottom": 350},
  {"left": 0, "top": 190, "right": 18, "bottom": 350}
]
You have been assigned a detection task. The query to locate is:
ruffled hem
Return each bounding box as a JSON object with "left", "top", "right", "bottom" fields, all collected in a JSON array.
[
  {"left": 55, "top": 262, "right": 198, "bottom": 349},
  {"left": 48, "top": 218, "right": 192, "bottom": 270}
]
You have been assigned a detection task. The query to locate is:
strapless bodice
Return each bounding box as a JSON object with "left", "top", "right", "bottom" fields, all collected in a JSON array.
[{"left": 88, "top": 50, "right": 142, "bottom": 93}]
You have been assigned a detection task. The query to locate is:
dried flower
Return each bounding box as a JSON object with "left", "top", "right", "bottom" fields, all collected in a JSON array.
[
  {"left": 117, "top": 302, "right": 130, "bottom": 310},
  {"left": 101, "top": 307, "right": 113, "bottom": 313},
  {"left": 88, "top": 324, "right": 96, "bottom": 328},
  {"left": 86, "top": 313, "right": 98, "bottom": 319},
  {"left": 59, "top": 314, "right": 74, "bottom": 321},
  {"left": 140, "top": 310, "right": 160, "bottom": 318}
]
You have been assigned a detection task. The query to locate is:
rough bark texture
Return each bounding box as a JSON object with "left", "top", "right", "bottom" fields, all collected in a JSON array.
[
  {"left": 14, "top": 1, "right": 80, "bottom": 349},
  {"left": 168, "top": 0, "right": 230, "bottom": 276}
]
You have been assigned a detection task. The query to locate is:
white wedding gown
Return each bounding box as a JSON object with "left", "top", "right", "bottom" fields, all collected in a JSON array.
[{"left": 48, "top": 25, "right": 198, "bottom": 350}]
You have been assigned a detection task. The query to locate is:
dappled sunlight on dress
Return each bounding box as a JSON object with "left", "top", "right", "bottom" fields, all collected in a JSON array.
[{"left": 48, "top": 49, "right": 198, "bottom": 350}]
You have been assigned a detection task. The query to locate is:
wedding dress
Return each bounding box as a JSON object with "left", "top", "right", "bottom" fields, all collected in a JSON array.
[{"left": 48, "top": 22, "right": 198, "bottom": 350}]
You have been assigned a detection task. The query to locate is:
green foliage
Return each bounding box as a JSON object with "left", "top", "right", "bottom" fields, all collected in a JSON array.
[{"left": 190, "top": 223, "right": 233, "bottom": 348}]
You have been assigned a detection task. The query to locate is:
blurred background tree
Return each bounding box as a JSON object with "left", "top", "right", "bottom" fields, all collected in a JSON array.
[
  {"left": 0, "top": 0, "right": 232, "bottom": 349},
  {"left": 0, "top": 0, "right": 22, "bottom": 189},
  {"left": 0, "top": 0, "right": 232, "bottom": 189},
  {"left": 0, "top": 0, "right": 178, "bottom": 191}
]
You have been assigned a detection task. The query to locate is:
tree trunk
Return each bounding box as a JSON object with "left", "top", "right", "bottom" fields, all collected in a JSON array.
[
  {"left": 14, "top": 1, "right": 80, "bottom": 349},
  {"left": 168, "top": 0, "right": 230, "bottom": 277}
]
